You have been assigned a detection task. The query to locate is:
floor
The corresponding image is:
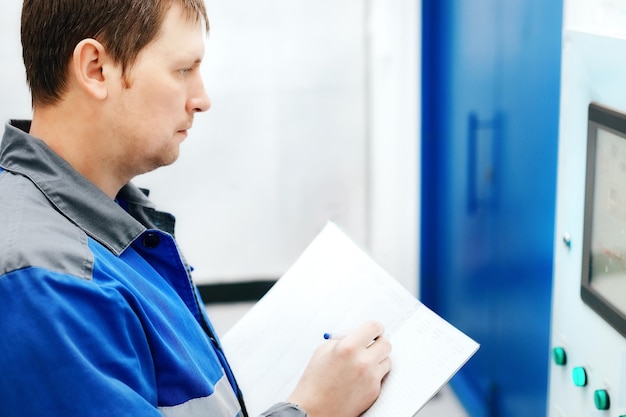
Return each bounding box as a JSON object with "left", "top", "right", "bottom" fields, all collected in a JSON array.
[{"left": 206, "top": 302, "right": 469, "bottom": 417}]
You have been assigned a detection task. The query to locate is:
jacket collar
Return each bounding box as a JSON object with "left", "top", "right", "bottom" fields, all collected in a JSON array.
[{"left": 0, "top": 120, "right": 150, "bottom": 255}]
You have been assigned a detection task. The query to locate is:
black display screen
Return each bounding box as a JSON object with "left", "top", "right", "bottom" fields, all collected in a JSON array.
[{"left": 581, "top": 102, "right": 626, "bottom": 337}]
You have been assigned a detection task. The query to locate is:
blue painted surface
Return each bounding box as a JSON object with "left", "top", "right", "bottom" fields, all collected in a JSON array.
[{"left": 421, "top": 1, "right": 562, "bottom": 416}]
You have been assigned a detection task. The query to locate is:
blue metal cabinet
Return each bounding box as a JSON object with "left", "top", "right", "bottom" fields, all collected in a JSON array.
[{"left": 421, "top": 1, "right": 562, "bottom": 416}]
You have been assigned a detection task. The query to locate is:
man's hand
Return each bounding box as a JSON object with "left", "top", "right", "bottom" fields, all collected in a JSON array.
[{"left": 287, "top": 320, "right": 392, "bottom": 417}]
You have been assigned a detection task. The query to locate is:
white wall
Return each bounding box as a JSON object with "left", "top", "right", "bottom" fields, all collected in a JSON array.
[
  {"left": 0, "top": 3, "right": 31, "bottom": 121},
  {"left": 368, "top": 0, "right": 420, "bottom": 295},
  {"left": 0, "top": 1, "right": 419, "bottom": 294},
  {"left": 563, "top": 0, "right": 626, "bottom": 36}
]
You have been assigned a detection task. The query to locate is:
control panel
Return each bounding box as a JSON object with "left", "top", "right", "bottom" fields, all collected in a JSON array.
[{"left": 548, "top": 31, "right": 626, "bottom": 417}]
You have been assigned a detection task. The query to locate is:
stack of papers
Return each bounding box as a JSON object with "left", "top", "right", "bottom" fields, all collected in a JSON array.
[{"left": 222, "top": 222, "right": 479, "bottom": 416}]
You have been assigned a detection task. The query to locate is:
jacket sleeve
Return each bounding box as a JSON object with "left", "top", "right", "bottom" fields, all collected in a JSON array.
[
  {"left": 0, "top": 267, "right": 162, "bottom": 416},
  {"left": 260, "top": 402, "right": 308, "bottom": 416}
]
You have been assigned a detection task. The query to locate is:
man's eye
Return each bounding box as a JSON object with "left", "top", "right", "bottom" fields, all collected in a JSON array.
[{"left": 179, "top": 68, "right": 192, "bottom": 75}]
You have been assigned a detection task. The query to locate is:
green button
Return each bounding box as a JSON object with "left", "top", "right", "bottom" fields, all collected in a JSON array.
[
  {"left": 552, "top": 347, "right": 567, "bottom": 365},
  {"left": 594, "top": 389, "right": 610, "bottom": 410},
  {"left": 572, "top": 367, "right": 587, "bottom": 387}
]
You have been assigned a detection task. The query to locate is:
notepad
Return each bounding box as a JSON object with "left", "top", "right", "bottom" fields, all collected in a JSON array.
[{"left": 221, "top": 222, "right": 479, "bottom": 416}]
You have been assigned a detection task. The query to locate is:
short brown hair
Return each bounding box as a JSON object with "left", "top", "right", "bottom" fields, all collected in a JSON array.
[{"left": 21, "top": 0, "right": 209, "bottom": 106}]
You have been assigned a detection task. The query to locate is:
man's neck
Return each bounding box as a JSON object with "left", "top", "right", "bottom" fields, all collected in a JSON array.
[{"left": 30, "top": 104, "right": 128, "bottom": 199}]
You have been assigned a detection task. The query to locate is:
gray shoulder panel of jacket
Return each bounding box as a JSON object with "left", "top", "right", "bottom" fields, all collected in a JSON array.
[
  {"left": 0, "top": 170, "right": 94, "bottom": 280},
  {"left": 159, "top": 375, "right": 243, "bottom": 417}
]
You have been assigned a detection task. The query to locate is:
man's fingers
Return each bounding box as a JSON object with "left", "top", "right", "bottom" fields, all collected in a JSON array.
[{"left": 346, "top": 320, "right": 385, "bottom": 348}]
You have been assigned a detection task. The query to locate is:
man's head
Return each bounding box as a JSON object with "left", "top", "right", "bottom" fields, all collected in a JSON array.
[
  {"left": 21, "top": 0, "right": 209, "bottom": 106},
  {"left": 21, "top": 0, "right": 211, "bottom": 198}
]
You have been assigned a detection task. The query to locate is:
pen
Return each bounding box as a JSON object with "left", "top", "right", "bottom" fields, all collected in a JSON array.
[
  {"left": 324, "top": 332, "right": 378, "bottom": 348},
  {"left": 323, "top": 332, "right": 346, "bottom": 340}
]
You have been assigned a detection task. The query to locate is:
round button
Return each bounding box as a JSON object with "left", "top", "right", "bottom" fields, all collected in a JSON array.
[
  {"left": 552, "top": 347, "right": 567, "bottom": 366},
  {"left": 594, "top": 389, "right": 610, "bottom": 410},
  {"left": 142, "top": 233, "right": 160, "bottom": 249},
  {"left": 572, "top": 367, "right": 587, "bottom": 387}
]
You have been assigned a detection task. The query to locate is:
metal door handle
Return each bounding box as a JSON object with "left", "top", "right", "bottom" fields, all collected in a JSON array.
[{"left": 467, "top": 112, "right": 501, "bottom": 213}]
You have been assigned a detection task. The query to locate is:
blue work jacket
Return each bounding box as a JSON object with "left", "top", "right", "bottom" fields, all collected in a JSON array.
[{"left": 0, "top": 121, "right": 262, "bottom": 416}]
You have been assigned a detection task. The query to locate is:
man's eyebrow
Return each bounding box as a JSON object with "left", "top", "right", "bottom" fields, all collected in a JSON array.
[
  {"left": 188, "top": 55, "right": 204, "bottom": 64},
  {"left": 175, "top": 56, "right": 203, "bottom": 67}
]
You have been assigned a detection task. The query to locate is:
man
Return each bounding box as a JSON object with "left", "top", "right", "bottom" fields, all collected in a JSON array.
[{"left": 0, "top": 0, "right": 392, "bottom": 416}]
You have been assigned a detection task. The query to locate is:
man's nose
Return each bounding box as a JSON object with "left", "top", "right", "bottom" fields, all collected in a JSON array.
[{"left": 188, "top": 78, "right": 211, "bottom": 113}]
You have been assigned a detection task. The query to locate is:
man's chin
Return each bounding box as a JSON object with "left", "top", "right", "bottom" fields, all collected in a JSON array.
[{"left": 141, "top": 151, "right": 181, "bottom": 175}]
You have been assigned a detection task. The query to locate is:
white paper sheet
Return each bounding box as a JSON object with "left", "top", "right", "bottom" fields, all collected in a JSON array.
[{"left": 221, "top": 222, "right": 479, "bottom": 416}]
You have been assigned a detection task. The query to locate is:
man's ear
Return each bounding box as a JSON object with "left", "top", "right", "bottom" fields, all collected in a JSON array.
[{"left": 72, "top": 39, "right": 111, "bottom": 100}]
